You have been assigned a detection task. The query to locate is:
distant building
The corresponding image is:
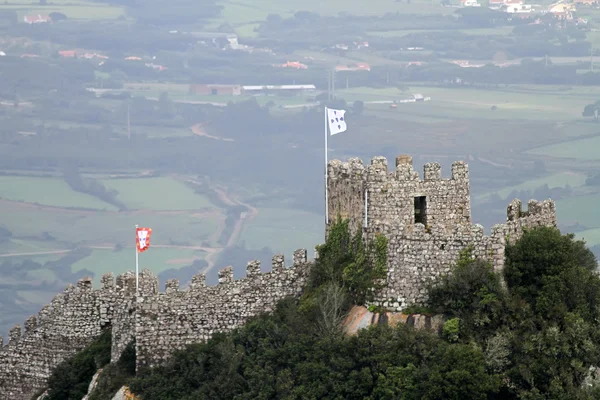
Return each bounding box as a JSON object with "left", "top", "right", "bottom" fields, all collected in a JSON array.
[
  {"left": 59, "top": 50, "right": 77, "bottom": 58},
  {"left": 189, "top": 84, "right": 242, "bottom": 96},
  {"left": 548, "top": 2, "right": 575, "bottom": 17},
  {"left": 335, "top": 63, "right": 371, "bottom": 72},
  {"left": 501, "top": 3, "right": 534, "bottom": 12},
  {"left": 241, "top": 85, "right": 316, "bottom": 95},
  {"left": 460, "top": 0, "right": 482, "bottom": 7},
  {"left": 24, "top": 14, "right": 50, "bottom": 24},
  {"left": 489, "top": 0, "right": 523, "bottom": 9},
  {"left": 145, "top": 63, "right": 167, "bottom": 71},
  {"left": 273, "top": 61, "right": 308, "bottom": 69}
]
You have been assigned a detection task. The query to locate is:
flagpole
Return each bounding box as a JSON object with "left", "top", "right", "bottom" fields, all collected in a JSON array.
[
  {"left": 135, "top": 224, "right": 139, "bottom": 295},
  {"left": 324, "top": 106, "right": 329, "bottom": 227}
]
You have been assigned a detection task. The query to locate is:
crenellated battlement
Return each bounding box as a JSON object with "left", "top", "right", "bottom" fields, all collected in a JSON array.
[
  {"left": 327, "top": 155, "right": 469, "bottom": 184},
  {"left": 327, "top": 154, "right": 471, "bottom": 235},
  {"left": 507, "top": 198, "right": 556, "bottom": 222},
  {"left": 135, "top": 249, "right": 312, "bottom": 369},
  {"left": 136, "top": 249, "right": 311, "bottom": 298}
]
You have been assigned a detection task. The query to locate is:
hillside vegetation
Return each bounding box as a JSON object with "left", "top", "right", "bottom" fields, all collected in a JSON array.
[{"left": 43, "top": 218, "right": 600, "bottom": 399}]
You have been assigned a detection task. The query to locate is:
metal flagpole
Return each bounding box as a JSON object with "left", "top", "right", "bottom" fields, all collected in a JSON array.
[
  {"left": 135, "top": 224, "right": 139, "bottom": 294},
  {"left": 324, "top": 106, "right": 329, "bottom": 227}
]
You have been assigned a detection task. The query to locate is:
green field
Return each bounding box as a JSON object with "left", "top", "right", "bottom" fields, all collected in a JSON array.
[
  {"left": 0, "top": 208, "right": 220, "bottom": 247},
  {"left": 240, "top": 207, "right": 323, "bottom": 256},
  {"left": 475, "top": 171, "right": 589, "bottom": 201},
  {"left": 339, "top": 86, "right": 599, "bottom": 121},
  {"left": 1, "top": 0, "right": 125, "bottom": 20},
  {"left": 574, "top": 227, "right": 600, "bottom": 248},
  {"left": 0, "top": 176, "right": 117, "bottom": 210},
  {"left": 218, "top": 0, "right": 456, "bottom": 27},
  {"left": 557, "top": 193, "right": 600, "bottom": 229},
  {"left": 71, "top": 247, "right": 208, "bottom": 283},
  {"left": 526, "top": 135, "right": 600, "bottom": 160},
  {"left": 101, "top": 177, "right": 216, "bottom": 210}
]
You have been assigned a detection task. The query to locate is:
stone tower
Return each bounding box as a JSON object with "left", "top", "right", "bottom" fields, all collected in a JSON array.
[{"left": 327, "top": 154, "right": 557, "bottom": 309}]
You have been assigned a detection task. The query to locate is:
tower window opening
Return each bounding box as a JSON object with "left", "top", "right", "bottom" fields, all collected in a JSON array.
[{"left": 414, "top": 196, "right": 427, "bottom": 225}]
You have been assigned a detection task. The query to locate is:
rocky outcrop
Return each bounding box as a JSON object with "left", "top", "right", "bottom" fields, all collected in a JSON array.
[{"left": 342, "top": 305, "right": 445, "bottom": 335}]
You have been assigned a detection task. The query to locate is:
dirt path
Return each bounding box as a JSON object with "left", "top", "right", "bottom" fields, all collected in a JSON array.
[
  {"left": 0, "top": 250, "right": 71, "bottom": 258},
  {"left": 190, "top": 123, "right": 235, "bottom": 142}
]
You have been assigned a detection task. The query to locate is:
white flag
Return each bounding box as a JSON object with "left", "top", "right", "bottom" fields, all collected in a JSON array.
[{"left": 327, "top": 108, "right": 347, "bottom": 135}]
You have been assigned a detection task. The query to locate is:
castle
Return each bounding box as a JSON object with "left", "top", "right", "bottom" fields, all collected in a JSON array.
[{"left": 0, "top": 155, "right": 557, "bottom": 399}]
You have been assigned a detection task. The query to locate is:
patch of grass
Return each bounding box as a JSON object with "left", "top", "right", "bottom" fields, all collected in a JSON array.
[
  {"left": 0, "top": 176, "right": 117, "bottom": 210},
  {"left": 101, "top": 177, "right": 216, "bottom": 210},
  {"left": 239, "top": 207, "right": 322, "bottom": 256},
  {"left": 71, "top": 248, "right": 207, "bottom": 282},
  {"left": 525, "top": 135, "right": 600, "bottom": 160}
]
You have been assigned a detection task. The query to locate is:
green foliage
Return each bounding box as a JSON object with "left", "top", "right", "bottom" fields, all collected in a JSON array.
[
  {"left": 129, "top": 301, "right": 499, "bottom": 400},
  {"left": 88, "top": 340, "right": 136, "bottom": 400},
  {"left": 504, "top": 226, "right": 599, "bottom": 319},
  {"left": 45, "top": 329, "right": 112, "bottom": 400},
  {"left": 442, "top": 318, "right": 460, "bottom": 343},
  {"left": 311, "top": 214, "right": 388, "bottom": 306},
  {"left": 401, "top": 304, "right": 435, "bottom": 315},
  {"left": 421, "top": 226, "right": 600, "bottom": 398},
  {"left": 427, "top": 246, "right": 507, "bottom": 340}
]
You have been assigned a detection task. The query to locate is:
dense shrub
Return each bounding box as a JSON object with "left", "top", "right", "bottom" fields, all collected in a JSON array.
[
  {"left": 45, "top": 329, "right": 112, "bottom": 400},
  {"left": 88, "top": 339, "right": 136, "bottom": 400}
]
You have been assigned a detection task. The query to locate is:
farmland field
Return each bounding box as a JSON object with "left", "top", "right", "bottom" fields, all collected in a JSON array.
[
  {"left": 557, "top": 193, "right": 600, "bottom": 229},
  {"left": 0, "top": 0, "right": 125, "bottom": 20},
  {"left": 0, "top": 207, "right": 220, "bottom": 247},
  {"left": 0, "top": 176, "right": 117, "bottom": 210},
  {"left": 525, "top": 135, "right": 600, "bottom": 160},
  {"left": 474, "top": 171, "right": 589, "bottom": 201},
  {"left": 339, "top": 86, "right": 599, "bottom": 121},
  {"left": 218, "top": 0, "right": 456, "bottom": 27},
  {"left": 101, "top": 177, "right": 216, "bottom": 210},
  {"left": 239, "top": 207, "right": 323, "bottom": 257},
  {"left": 71, "top": 247, "right": 208, "bottom": 282}
]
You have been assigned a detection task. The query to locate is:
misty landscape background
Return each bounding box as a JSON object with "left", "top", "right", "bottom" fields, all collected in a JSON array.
[{"left": 1, "top": 0, "right": 600, "bottom": 337}]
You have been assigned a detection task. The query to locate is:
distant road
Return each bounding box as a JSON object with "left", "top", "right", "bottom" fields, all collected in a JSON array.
[{"left": 0, "top": 250, "right": 71, "bottom": 258}]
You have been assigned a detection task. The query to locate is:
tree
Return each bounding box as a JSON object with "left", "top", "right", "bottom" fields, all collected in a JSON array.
[
  {"left": 504, "top": 226, "right": 598, "bottom": 316},
  {"left": 352, "top": 100, "right": 364, "bottom": 116},
  {"left": 582, "top": 101, "right": 600, "bottom": 122}
]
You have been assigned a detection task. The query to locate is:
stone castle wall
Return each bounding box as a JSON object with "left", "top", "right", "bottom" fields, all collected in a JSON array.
[
  {"left": 135, "top": 249, "right": 311, "bottom": 369},
  {"left": 0, "top": 249, "right": 312, "bottom": 399},
  {"left": 327, "top": 155, "right": 557, "bottom": 309},
  {"left": 0, "top": 272, "right": 142, "bottom": 400},
  {"left": 0, "top": 154, "right": 560, "bottom": 398}
]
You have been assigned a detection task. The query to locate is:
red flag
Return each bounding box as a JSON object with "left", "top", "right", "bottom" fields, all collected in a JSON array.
[{"left": 136, "top": 227, "right": 152, "bottom": 253}]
